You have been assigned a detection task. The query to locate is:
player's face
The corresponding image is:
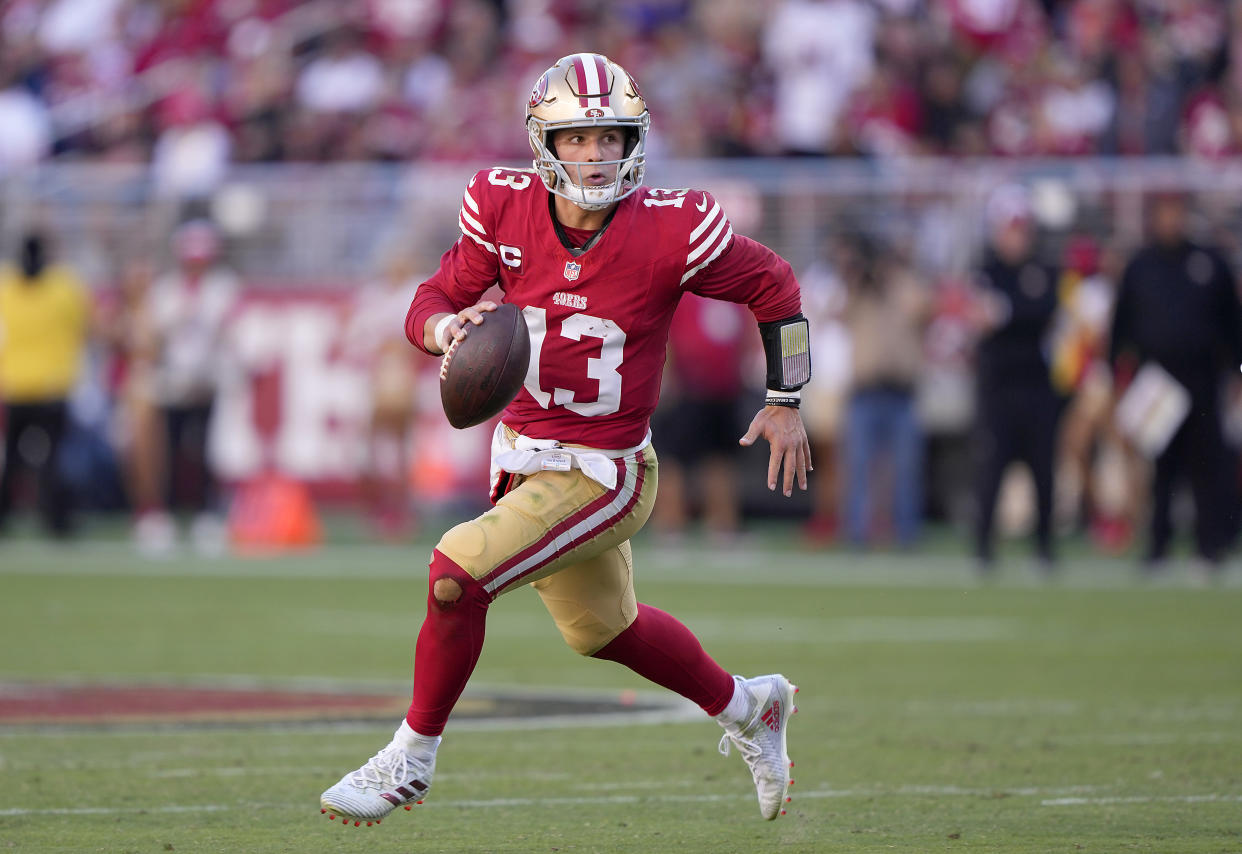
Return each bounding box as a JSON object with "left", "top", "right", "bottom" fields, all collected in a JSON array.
[{"left": 550, "top": 126, "right": 626, "bottom": 187}]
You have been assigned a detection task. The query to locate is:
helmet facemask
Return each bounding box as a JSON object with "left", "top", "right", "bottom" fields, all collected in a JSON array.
[
  {"left": 525, "top": 53, "right": 650, "bottom": 211},
  {"left": 528, "top": 115, "right": 649, "bottom": 211}
]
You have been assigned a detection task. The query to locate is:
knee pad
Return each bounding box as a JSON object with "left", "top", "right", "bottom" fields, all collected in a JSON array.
[{"left": 428, "top": 549, "right": 491, "bottom": 610}]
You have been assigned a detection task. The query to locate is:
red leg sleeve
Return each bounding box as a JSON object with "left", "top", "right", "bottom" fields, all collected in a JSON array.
[
  {"left": 405, "top": 550, "right": 491, "bottom": 736},
  {"left": 592, "top": 603, "right": 735, "bottom": 715}
]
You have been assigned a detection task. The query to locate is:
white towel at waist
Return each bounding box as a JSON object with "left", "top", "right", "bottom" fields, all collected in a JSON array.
[{"left": 490, "top": 422, "right": 651, "bottom": 492}]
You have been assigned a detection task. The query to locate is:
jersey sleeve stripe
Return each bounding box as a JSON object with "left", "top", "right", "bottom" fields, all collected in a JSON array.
[
  {"left": 462, "top": 187, "right": 481, "bottom": 215},
  {"left": 686, "top": 213, "right": 729, "bottom": 265},
  {"left": 458, "top": 215, "right": 498, "bottom": 254},
  {"left": 680, "top": 225, "right": 733, "bottom": 286},
  {"left": 689, "top": 201, "right": 722, "bottom": 242},
  {"left": 460, "top": 206, "right": 490, "bottom": 241}
]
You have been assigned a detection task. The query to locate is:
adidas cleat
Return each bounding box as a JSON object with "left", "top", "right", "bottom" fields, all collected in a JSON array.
[
  {"left": 718, "top": 674, "right": 798, "bottom": 820},
  {"left": 320, "top": 739, "right": 434, "bottom": 824}
]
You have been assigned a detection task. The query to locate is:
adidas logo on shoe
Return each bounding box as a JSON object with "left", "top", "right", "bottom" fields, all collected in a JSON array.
[{"left": 761, "top": 700, "right": 781, "bottom": 733}]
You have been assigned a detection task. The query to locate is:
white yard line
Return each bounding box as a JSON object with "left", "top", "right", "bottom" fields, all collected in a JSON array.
[
  {"left": 3, "top": 540, "right": 1239, "bottom": 590},
  {"left": 306, "top": 609, "right": 1020, "bottom": 643},
  {"left": 24, "top": 784, "right": 1235, "bottom": 817},
  {"left": 1042, "top": 795, "right": 1242, "bottom": 807}
]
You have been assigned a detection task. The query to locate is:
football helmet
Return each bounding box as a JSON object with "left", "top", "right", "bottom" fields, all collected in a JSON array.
[{"left": 526, "top": 53, "right": 650, "bottom": 211}]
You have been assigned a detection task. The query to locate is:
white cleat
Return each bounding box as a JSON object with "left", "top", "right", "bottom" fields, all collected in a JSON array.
[
  {"left": 319, "top": 740, "right": 435, "bottom": 826},
  {"left": 718, "top": 674, "right": 798, "bottom": 820}
]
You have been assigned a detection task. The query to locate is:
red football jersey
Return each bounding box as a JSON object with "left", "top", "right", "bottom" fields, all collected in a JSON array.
[{"left": 407, "top": 167, "right": 802, "bottom": 449}]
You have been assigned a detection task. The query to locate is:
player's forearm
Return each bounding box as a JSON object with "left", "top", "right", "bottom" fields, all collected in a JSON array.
[
  {"left": 421, "top": 313, "right": 453, "bottom": 355},
  {"left": 405, "top": 285, "right": 456, "bottom": 355}
]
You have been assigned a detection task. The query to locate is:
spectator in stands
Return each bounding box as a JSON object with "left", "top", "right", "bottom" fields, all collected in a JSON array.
[
  {"left": 140, "top": 220, "right": 239, "bottom": 556},
  {"left": 970, "top": 185, "right": 1063, "bottom": 572},
  {"left": 841, "top": 235, "right": 930, "bottom": 548},
  {"left": 7, "top": 0, "right": 1242, "bottom": 166},
  {"left": 1109, "top": 191, "right": 1242, "bottom": 572},
  {"left": 0, "top": 230, "right": 90, "bottom": 538},
  {"left": 761, "top": 0, "right": 877, "bottom": 156},
  {"left": 151, "top": 85, "right": 232, "bottom": 200},
  {"left": 651, "top": 293, "right": 750, "bottom": 543},
  {"left": 0, "top": 75, "right": 51, "bottom": 172}
]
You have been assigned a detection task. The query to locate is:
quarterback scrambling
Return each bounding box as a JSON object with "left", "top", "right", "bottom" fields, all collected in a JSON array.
[{"left": 320, "top": 52, "right": 811, "bottom": 826}]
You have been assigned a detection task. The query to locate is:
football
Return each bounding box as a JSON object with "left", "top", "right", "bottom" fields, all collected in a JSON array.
[{"left": 439, "top": 303, "right": 531, "bottom": 429}]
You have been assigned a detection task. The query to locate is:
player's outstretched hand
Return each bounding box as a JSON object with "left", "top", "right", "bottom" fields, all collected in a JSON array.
[
  {"left": 739, "top": 405, "right": 812, "bottom": 497},
  {"left": 428, "top": 301, "right": 498, "bottom": 352}
]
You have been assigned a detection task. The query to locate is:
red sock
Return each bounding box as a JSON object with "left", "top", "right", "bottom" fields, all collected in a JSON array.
[
  {"left": 592, "top": 603, "right": 735, "bottom": 715},
  {"left": 405, "top": 551, "right": 490, "bottom": 736}
]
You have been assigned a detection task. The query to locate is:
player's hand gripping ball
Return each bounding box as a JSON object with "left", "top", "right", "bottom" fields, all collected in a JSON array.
[{"left": 439, "top": 303, "right": 531, "bottom": 429}]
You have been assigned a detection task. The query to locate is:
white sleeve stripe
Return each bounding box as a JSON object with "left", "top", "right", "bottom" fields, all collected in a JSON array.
[
  {"left": 458, "top": 218, "right": 497, "bottom": 254},
  {"left": 688, "top": 202, "right": 721, "bottom": 242},
  {"left": 460, "top": 207, "right": 490, "bottom": 240},
  {"left": 679, "top": 226, "right": 733, "bottom": 286},
  {"left": 462, "top": 188, "right": 480, "bottom": 215},
  {"left": 686, "top": 214, "right": 729, "bottom": 265}
]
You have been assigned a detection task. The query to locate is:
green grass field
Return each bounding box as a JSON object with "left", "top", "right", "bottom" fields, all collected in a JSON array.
[{"left": 1, "top": 524, "right": 1240, "bottom": 853}]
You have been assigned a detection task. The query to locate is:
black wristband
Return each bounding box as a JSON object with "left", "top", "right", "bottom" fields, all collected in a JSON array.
[{"left": 765, "top": 391, "right": 801, "bottom": 408}]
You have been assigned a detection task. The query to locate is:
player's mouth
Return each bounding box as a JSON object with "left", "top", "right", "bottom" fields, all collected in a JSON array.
[{"left": 582, "top": 170, "right": 610, "bottom": 186}]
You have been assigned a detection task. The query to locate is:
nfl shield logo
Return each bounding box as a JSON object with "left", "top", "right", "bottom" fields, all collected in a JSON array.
[{"left": 563, "top": 260, "right": 582, "bottom": 281}]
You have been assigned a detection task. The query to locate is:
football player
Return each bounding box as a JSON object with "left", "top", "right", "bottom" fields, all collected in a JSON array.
[{"left": 321, "top": 53, "right": 811, "bottom": 826}]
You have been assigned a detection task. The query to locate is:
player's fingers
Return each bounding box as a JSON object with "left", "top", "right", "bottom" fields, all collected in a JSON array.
[
  {"left": 466, "top": 300, "right": 498, "bottom": 321},
  {"left": 781, "top": 443, "right": 797, "bottom": 497},
  {"left": 767, "top": 443, "right": 783, "bottom": 492},
  {"left": 739, "top": 414, "right": 763, "bottom": 447}
]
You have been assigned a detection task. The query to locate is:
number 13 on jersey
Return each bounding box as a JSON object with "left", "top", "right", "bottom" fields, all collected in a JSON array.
[{"left": 522, "top": 306, "right": 626, "bottom": 418}]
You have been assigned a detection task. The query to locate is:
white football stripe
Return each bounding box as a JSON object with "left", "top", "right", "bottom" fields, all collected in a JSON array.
[
  {"left": 459, "top": 206, "right": 489, "bottom": 239},
  {"left": 680, "top": 225, "right": 733, "bottom": 286},
  {"left": 462, "top": 188, "right": 480, "bottom": 215},
  {"left": 688, "top": 201, "right": 721, "bottom": 242},
  {"left": 483, "top": 459, "right": 639, "bottom": 594},
  {"left": 686, "top": 214, "right": 728, "bottom": 265},
  {"left": 458, "top": 217, "right": 497, "bottom": 254}
]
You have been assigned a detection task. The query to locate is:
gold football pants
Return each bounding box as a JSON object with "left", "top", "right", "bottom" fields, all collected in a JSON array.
[{"left": 435, "top": 441, "right": 658, "bottom": 655}]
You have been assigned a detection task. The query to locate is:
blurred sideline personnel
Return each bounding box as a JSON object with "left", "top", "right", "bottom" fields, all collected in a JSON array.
[
  {"left": 97, "top": 257, "right": 164, "bottom": 535},
  {"left": 1109, "top": 191, "right": 1242, "bottom": 571},
  {"left": 137, "top": 220, "right": 239, "bottom": 555},
  {"left": 970, "top": 185, "right": 1062, "bottom": 572},
  {"left": 650, "top": 293, "right": 749, "bottom": 542},
  {"left": 321, "top": 53, "right": 811, "bottom": 825},
  {"left": 840, "top": 235, "right": 929, "bottom": 548},
  {"left": 0, "top": 231, "right": 89, "bottom": 538},
  {"left": 342, "top": 247, "right": 424, "bottom": 539}
]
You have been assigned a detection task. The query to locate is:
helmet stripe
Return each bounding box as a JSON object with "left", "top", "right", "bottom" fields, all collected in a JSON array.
[
  {"left": 572, "top": 54, "right": 590, "bottom": 107},
  {"left": 571, "top": 53, "right": 611, "bottom": 107},
  {"left": 593, "top": 55, "right": 611, "bottom": 107}
]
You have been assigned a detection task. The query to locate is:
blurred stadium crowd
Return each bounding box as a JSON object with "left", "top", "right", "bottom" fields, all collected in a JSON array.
[
  {"left": 2, "top": 0, "right": 1242, "bottom": 572},
  {"left": 1, "top": 0, "right": 1241, "bottom": 169}
]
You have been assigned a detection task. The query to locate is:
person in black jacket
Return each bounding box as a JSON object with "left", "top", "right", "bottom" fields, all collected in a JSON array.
[
  {"left": 971, "top": 185, "right": 1062, "bottom": 571},
  {"left": 1110, "top": 191, "right": 1242, "bottom": 570}
]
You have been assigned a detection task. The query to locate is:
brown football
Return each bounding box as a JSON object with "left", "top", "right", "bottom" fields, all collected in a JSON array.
[{"left": 439, "top": 303, "right": 531, "bottom": 429}]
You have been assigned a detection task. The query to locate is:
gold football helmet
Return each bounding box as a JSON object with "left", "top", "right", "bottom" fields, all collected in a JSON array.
[{"left": 526, "top": 53, "right": 650, "bottom": 211}]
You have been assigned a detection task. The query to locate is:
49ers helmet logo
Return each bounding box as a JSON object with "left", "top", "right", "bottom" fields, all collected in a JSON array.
[
  {"left": 585, "top": 107, "right": 604, "bottom": 117},
  {"left": 528, "top": 73, "right": 549, "bottom": 108}
]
